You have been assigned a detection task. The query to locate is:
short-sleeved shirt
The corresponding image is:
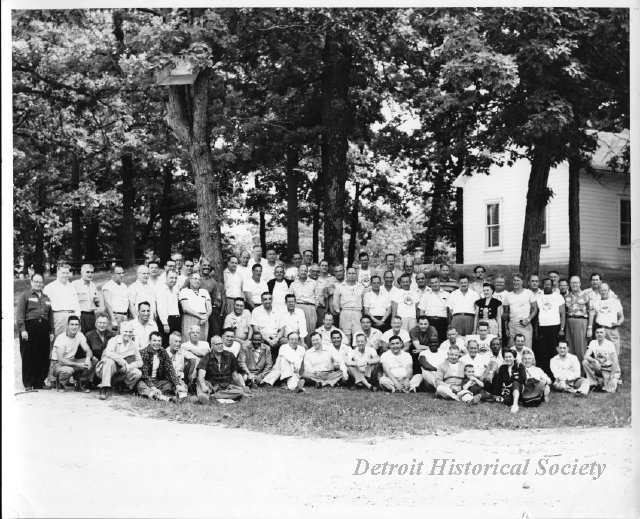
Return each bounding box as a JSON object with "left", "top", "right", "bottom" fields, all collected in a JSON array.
[
  {"left": 250, "top": 306, "right": 282, "bottom": 339},
  {"left": 131, "top": 319, "right": 158, "bottom": 350},
  {"left": 363, "top": 290, "right": 391, "bottom": 316},
  {"left": 223, "top": 269, "right": 244, "bottom": 298},
  {"left": 419, "top": 349, "right": 446, "bottom": 370},
  {"left": 564, "top": 291, "right": 590, "bottom": 318},
  {"left": 537, "top": 292, "right": 566, "bottom": 327},
  {"left": 289, "top": 278, "right": 318, "bottom": 305},
  {"left": 223, "top": 310, "right": 252, "bottom": 337},
  {"left": 72, "top": 280, "right": 99, "bottom": 312},
  {"left": 128, "top": 281, "right": 156, "bottom": 317},
  {"left": 392, "top": 289, "right": 420, "bottom": 318},
  {"left": 593, "top": 298, "right": 623, "bottom": 327},
  {"left": 357, "top": 268, "right": 373, "bottom": 289},
  {"left": 418, "top": 290, "right": 449, "bottom": 318},
  {"left": 438, "top": 338, "right": 467, "bottom": 355},
  {"left": 102, "top": 280, "right": 129, "bottom": 313},
  {"left": 242, "top": 277, "right": 269, "bottom": 305},
  {"left": 447, "top": 289, "right": 478, "bottom": 315},
  {"left": 83, "top": 329, "right": 116, "bottom": 359},
  {"left": 51, "top": 332, "right": 88, "bottom": 361},
  {"left": 465, "top": 334, "right": 496, "bottom": 356},
  {"left": 351, "top": 328, "right": 383, "bottom": 351},
  {"left": 334, "top": 283, "right": 365, "bottom": 310},
  {"left": 197, "top": 350, "right": 239, "bottom": 387},
  {"left": 474, "top": 297, "right": 502, "bottom": 320},
  {"left": 505, "top": 289, "right": 535, "bottom": 321},
  {"left": 179, "top": 287, "right": 211, "bottom": 314},
  {"left": 380, "top": 350, "right": 412, "bottom": 379},
  {"left": 43, "top": 280, "right": 80, "bottom": 313}
]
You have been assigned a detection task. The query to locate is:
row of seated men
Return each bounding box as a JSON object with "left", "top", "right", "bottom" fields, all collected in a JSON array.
[{"left": 48, "top": 309, "right": 621, "bottom": 410}]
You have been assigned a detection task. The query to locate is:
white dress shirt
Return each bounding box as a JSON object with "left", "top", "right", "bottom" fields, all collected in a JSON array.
[
  {"left": 418, "top": 289, "right": 449, "bottom": 318},
  {"left": 447, "top": 289, "right": 478, "bottom": 315},
  {"left": 131, "top": 319, "right": 158, "bottom": 350},
  {"left": 223, "top": 269, "right": 244, "bottom": 298},
  {"left": 156, "top": 284, "right": 180, "bottom": 325},
  {"left": 363, "top": 290, "right": 391, "bottom": 316},
  {"left": 102, "top": 280, "right": 129, "bottom": 313},
  {"left": 43, "top": 280, "right": 80, "bottom": 314},
  {"left": 280, "top": 308, "right": 308, "bottom": 339}
]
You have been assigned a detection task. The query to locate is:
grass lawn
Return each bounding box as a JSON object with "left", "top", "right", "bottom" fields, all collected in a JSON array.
[{"left": 13, "top": 262, "right": 631, "bottom": 438}]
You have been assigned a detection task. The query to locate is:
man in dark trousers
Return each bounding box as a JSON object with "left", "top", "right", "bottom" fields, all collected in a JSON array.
[{"left": 16, "top": 273, "right": 55, "bottom": 391}]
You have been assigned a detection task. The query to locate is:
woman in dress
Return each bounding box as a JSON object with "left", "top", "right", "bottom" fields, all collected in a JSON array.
[
  {"left": 492, "top": 349, "right": 527, "bottom": 413},
  {"left": 473, "top": 282, "right": 503, "bottom": 338}
]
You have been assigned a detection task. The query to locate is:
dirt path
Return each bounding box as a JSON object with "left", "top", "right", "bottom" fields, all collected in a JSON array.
[{"left": 3, "top": 392, "right": 635, "bottom": 518}]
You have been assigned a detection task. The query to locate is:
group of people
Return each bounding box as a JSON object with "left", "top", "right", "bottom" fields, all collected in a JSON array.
[{"left": 16, "top": 247, "right": 625, "bottom": 411}]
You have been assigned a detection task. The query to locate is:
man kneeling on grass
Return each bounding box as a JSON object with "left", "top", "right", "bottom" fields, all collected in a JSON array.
[
  {"left": 582, "top": 326, "right": 621, "bottom": 393},
  {"left": 195, "top": 335, "right": 249, "bottom": 404},
  {"left": 261, "top": 332, "right": 306, "bottom": 392},
  {"left": 97, "top": 321, "right": 142, "bottom": 400},
  {"left": 50, "top": 315, "right": 95, "bottom": 393},
  {"left": 137, "top": 331, "right": 188, "bottom": 402},
  {"left": 345, "top": 333, "right": 380, "bottom": 391},
  {"left": 379, "top": 336, "right": 422, "bottom": 393},
  {"left": 303, "top": 332, "right": 348, "bottom": 389},
  {"left": 550, "top": 341, "right": 589, "bottom": 396}
]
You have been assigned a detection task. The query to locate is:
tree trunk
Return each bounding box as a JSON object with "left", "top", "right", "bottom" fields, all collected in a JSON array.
[
  {"left": 312, "top": 163, "right": 324, "bottom": 263},
  {"left": 519, "top": 141, "right": 553, "bottom": 280},
  {"left": 454, "top": 187, "right": 464, "bottom": 264},
  {"left": 121, "top": 153, "right": 136, "bottom": 268},
  {"left": 285, "top": 146, "right": 300, "bottom": 258},
  {"left": 259, "top": 209, "right": 267, "bottom": 251},
  {"left": 30, "top": 183, "right": 47, "bottom": 274},
  {"left": 423, "top": 173, "right": 447, "bottom": 263},
  {"left": 166, "top": 70, "right": 223, "bottom": 281},
  {"left": 346, "top": 181, "right": 360, "bottom": 267},
  {"left": 568, "top": 156, "right": 581, "bottom": 278},
  {"left": 321, "top": 29, "right": 352, "bottom": 266},
  {"left": 159, "top": 162, "right": 172, "bottom": 264},
  {"left": 70, "top": 152, "right": 82, "bottom": 263},
  {"left": 85, "top": 220, "right": 99, "bottom": 262}
]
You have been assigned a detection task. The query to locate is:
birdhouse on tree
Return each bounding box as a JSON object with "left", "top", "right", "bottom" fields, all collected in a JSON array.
[{"left": 155, "top": 58, "right": 197, "bottom": 86}]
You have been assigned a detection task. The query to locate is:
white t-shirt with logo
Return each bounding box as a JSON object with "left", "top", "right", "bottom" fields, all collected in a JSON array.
[
  {"left": 537, "top": 292, "right": 566, "bottom": 326},
  {"left": 593, "top": 298, "right": 623, "bottom": 327},
  {"left": 392, "top": 289, "right": 420, "bottom": 318}
]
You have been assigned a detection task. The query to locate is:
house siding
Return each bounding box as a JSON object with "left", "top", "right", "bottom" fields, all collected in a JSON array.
[
  {"left": 578, "top": 170, "right": 631, "bottom": 267},
  {"left": 458, "top": 159, "right": 570, "bottom": 266}
]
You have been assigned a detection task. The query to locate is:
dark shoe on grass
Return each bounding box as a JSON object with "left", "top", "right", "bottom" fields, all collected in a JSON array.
[
  {"left": 315, "top": 381, "right": 323, "bottom": 390},
  {"left": 99, "top": 387, "right": 109, "bottom": 400}
]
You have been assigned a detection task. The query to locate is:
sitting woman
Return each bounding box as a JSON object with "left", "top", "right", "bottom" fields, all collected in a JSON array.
[
  {"left": 521, "top": 351, "right": 551, "bottom": 404},
  {"left": 492, "top": 348, "right": 526, "bottom": 413},
  {"left": 473, "top": 283, "right": 502, "bottom": 338}
]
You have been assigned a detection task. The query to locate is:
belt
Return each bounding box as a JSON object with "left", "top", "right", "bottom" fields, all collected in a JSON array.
[
  {"left": 168, "top": 314, "right": 180, "bottom": 318},
  {"left": 115, "top": 311, "right": 128, "bottom": 315},
  {"left": 426, "top": 315, "right": 448, "bottom": 319},
  {"left": 26, "top": 318, "right": 49, "bottom": 323},
  {"left": 297, "top": 302, "right": 314, "bottom": 306},
  {"left": 81, "top": 311, "right": 95, "bottom": 314},
  {"left": 54, "top": 310, "right": 75, "bottom": 313},
  {"left": 453, "top": 313, "right": 475, "bottom": 317},
  {"left": 568, "top": 316, "right": 588, "bottom": 319},
  {"left": 599, "top": 324, "right": 617, "bottom": 329}
]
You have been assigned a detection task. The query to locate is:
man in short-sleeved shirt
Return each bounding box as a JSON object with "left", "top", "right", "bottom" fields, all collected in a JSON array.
[
  {"left": 504, "top": 273, "right": 537, "bottom": 349},
  {"left": 380, "top": 316, "right": 411, "bottom": 351}
]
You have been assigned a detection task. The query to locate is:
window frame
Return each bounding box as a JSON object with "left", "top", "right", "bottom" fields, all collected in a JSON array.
[
  {"left": 484, "top": 199, "right": 503, "bottom": 251},
  {"left": 619, "top": 197, "right": 631, "bottom": 248}
]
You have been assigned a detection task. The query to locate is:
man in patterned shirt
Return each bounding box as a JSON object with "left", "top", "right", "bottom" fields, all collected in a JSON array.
[
  {"left": 289, "top": 264, "right": 319, "bottom": 346},
  {"left": 137, "top": 331, "right": 187, "bottom": 402},
  {"left": 564, "top": 276, "right": 590, "bottom": 363}
]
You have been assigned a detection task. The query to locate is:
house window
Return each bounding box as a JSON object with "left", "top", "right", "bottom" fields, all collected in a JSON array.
[
  {"left": 620, "top": 198, "right": 631, "bottom": 247},
  {"left": 485, "top": 201, "right": 501, "bottom": 249},
  {"left": 541, "top": 206, "right": 549, "bottom": 247}
]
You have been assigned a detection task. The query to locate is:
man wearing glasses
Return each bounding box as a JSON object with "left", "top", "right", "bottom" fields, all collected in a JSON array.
[{"left": 16, "top": 273, "right": 55, "bottom": 391}]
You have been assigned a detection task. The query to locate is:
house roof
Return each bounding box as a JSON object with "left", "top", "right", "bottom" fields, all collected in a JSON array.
[{"left": 452, "top": 129, "right": 629, "bottom": 188}]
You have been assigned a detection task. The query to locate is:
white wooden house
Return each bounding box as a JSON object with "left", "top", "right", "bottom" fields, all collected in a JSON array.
[{"left": 452, "top": 131, "right": 631, "bottom": 267}]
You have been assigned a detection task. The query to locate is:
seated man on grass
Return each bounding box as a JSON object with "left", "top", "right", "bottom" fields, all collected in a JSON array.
[
  {"left": 345, "top": 332, "right": 380, "bottom": 391},
  {"left": 434, "top": 344, "right": 467, "bottom": 402},
  {"left": 330, "top": 329, "right": 353, "bottom": 362},
  {"left": 182, "top": 325, "right": 211, "bottom": 366},
  {"left": 303, "top": 332, "right": 348, "bottom": 389},
  {"left": 137, "top": 331, "right": 188, "bottom": 402},
  {"left": 582, "top": 326, "right": 621, "bottom": 393},
  {"left": 96, "top": 321, "right": 143, "bottom": 400},
  {"left": 418, "top": 335, "right": 446, "bottom": 391},
  {"left": 521, "top": 351, "right": 551, "bottom": 404},
  {"left": 408, "top": 315, "right": 439, "bottom": 371},
  {"left": 261, "top": 331, "right": 306, "bottom": 392},
  {"left": 379, "top": 336, "right": 422, "bottom": 393},
  {"left": 242, "top": 332, "right": 273, "bottom": 388},
  {"left": 480, "top": 337, "right": 503, "bottom": 385},
  {"left": 459, "top": 340, "right": 488, "bottom": 378},
  {"left": 50, "top": 315, "right": 95, "bottom": 393},
  {"left": 458, "top": 364, "right": 494, "bottom": 405},
  {"left": 195, "top": 335, "right": 249, "bottom": 404},
  {"left": 166, "top": 331, "right": 198, "bottom": 390},
  {"left": 550, "top": 340, "right": 589, "bottom": 396},
  {"left": 380, "top": 316, "right": 411, "bottom": 352}
]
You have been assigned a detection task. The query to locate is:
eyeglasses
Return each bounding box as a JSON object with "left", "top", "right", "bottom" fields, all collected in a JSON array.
[{"left": 185, "top": 263, "right": 195, "bottom": 267}]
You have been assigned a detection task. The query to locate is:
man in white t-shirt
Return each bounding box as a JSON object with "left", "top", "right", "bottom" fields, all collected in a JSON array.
[
  {"left": 379, "top": 336, "right": 422, "bottom": 393},
  {"left": 355, "top": 251, "right": 373, "bottom": 290},
  {"left": 504, "top": 272, "right": 537, "bottom": 349},
  {"left": 242, "top": 264, "right": 269, "bottom": 311},
  {"left": 582, "top": 327, "right": 620, "bottom": 392},
  {"left": 589, "top": 283, "right": 624, "bottom": 356},
  {"left": 363, "top": 275, "right": 391, "bottom": 331},
  {"left": 391, "top": 274, "right": 421, "bottom": 332},
  {"left": 465, "top": 321, "right": 496, "bottom": 357},
  {"left": 250, "top": 292, "right": 283, "bottom": 354},
  {"left": 535, "top": 278, "right": 566, "bottom": 376},
  {"left": 223, "top": 256, "right": 244, "bottom": 314},
  {"left": 459, "top": 340, "right": 488, "bottom": 377},
  {"left": 380, "top": 316, "right": 411, "bottom": 352}
]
